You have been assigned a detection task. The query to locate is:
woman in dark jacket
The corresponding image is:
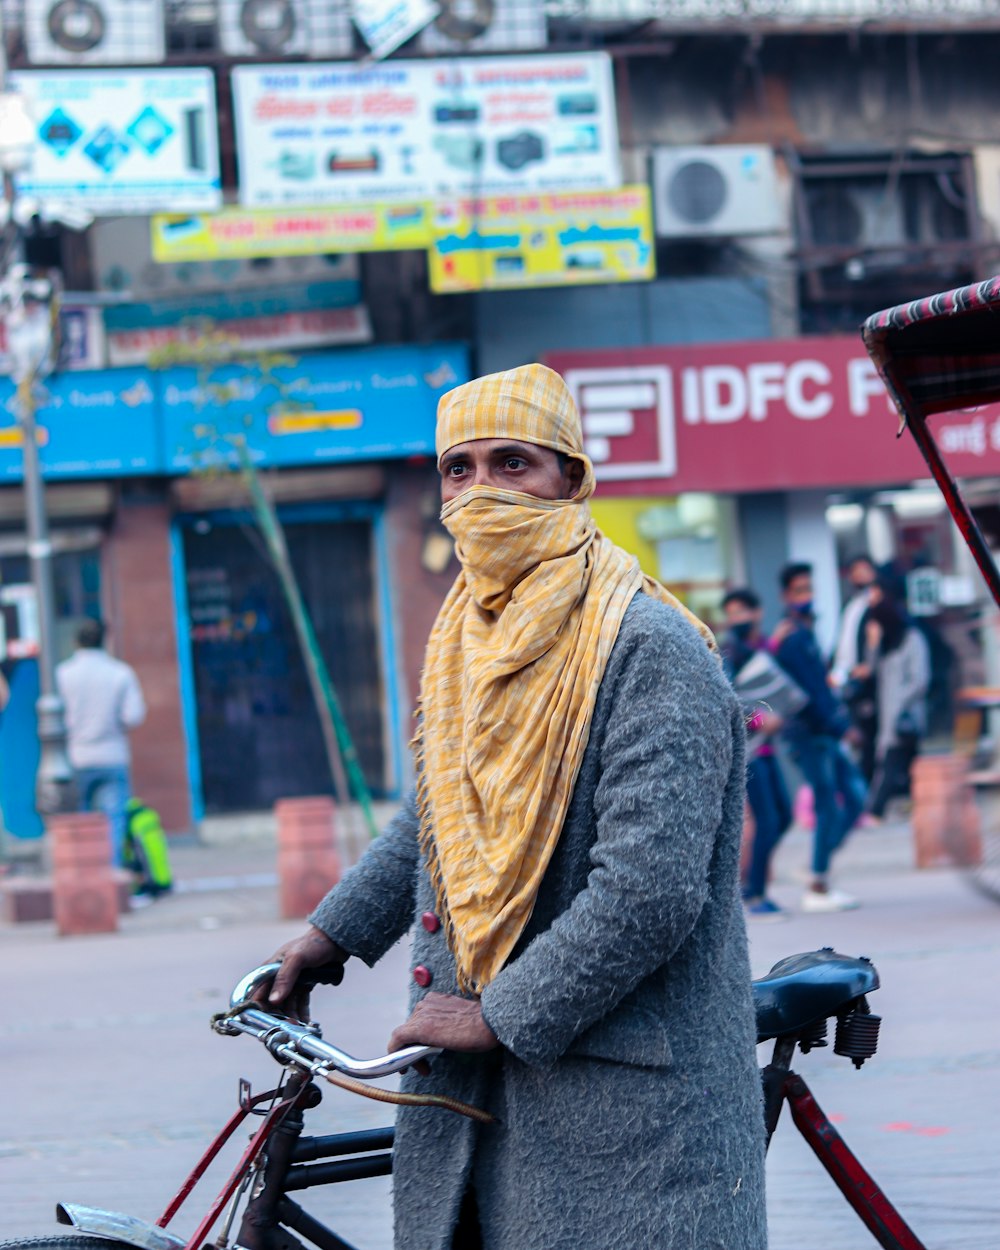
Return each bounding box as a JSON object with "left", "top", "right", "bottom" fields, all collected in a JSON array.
[{"left": 861, "top": 585, "right": 931, "bottom": 819}]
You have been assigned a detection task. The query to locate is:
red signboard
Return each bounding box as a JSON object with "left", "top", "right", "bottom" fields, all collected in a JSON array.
[{"left": 546, "top": 337, "right": 1000, "bottom": 496}]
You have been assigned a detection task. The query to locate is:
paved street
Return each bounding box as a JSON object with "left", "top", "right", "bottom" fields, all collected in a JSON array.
[{"left": 1, "top": 816, "right": 998, "bottom": 1250}]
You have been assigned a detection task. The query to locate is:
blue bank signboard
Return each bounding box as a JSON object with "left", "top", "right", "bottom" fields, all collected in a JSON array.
[
  {"left": 0, "top": 345, "right": 467, "bottom": 481},
  {"left": 0, "top": 369, "right": 160, "bottom": 480},
  {"left": 161, "top": 345, "right": 466, "bottom": 472}
]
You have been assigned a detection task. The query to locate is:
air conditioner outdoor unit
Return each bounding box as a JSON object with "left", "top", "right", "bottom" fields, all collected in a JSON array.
[
  {"left": 806, "top": 182, "right": 908, "bottom": 250},
  {"left": 417, "top": 0, "right": 547, "bottom": 51},
  {"left": 652, "top": 145, "right": 784, "bottom": 239},
  {"left": 25, "top": 0, "right": 166, "bottom": 65},
  {"left": 219, "top": 0, "right": 353, "bottom": 57}
]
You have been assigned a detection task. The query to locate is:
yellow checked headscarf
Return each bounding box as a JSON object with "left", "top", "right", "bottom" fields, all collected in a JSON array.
[{"left": 416, "top": 363, "right": 716, "bottom": 994}]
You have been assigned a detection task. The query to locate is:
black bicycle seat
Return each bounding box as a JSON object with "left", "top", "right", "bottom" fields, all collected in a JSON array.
[{"left": 753, "top": 949, "right": 879, "bottom": 1043}]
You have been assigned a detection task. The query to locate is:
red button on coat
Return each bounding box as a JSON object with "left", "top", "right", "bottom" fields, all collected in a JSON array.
[
  {"left": 413, "top": 965, "right": 433, "bottom": 988},
  {"left": 421, "top": 911, "right": 441, "bottom": 933}
]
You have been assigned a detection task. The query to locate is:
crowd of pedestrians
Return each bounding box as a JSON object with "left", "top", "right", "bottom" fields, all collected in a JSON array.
[{"left": 721, "top": 554, "right": 931, "bottom": 921}]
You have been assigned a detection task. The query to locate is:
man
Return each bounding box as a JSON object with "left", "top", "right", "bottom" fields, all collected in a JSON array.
[
  {"left": 56, "top": 618, "right": 146, "bottom": 866},
  {"left": 721, "top": 587, "right": 795, "bottom": 920},
  {"left": 774, "top": 563, "right": 866, "bottom": 912},
  {"left": 266, "top": 365, "right": 766, "bottom": 1250},
  {"left": 831, "top": 554, "right": 879, "bottom": 782}
]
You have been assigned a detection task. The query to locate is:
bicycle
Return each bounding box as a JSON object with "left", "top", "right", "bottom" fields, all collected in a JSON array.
[{"left": 0, "top": 948, "right": 928, "bottom": 1250}]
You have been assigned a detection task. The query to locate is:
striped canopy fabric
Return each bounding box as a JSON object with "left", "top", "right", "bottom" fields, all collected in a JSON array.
[
  {"left": 862, "top": 274, "right": 1000, "bottom": 421},
  {"left": 862, "top": 273, "right": 1000, "bottom": 611}
]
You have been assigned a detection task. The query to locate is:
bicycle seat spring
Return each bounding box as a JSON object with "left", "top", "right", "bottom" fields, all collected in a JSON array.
[
  {"left": 798, "top": 1018, "right": 829, "bottom": 1054},
  {"left": 834, "top": 1003, "right": 882, "bottom": 1069}
]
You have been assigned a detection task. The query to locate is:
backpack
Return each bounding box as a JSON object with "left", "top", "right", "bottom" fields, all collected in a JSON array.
[{"left": 124, "top": 799, "right": 174, "bottom": 897}]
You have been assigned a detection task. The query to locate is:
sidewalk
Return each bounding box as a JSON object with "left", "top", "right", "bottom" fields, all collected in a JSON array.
[
  {"left": 770, "top": 808, "right": 926, "bottom": 892},
  {"left": 0, "top": 800, "right": 401, "bottom": 944},
  {"left": 0, "top": 800, "right": 928, "bottom": 945}
]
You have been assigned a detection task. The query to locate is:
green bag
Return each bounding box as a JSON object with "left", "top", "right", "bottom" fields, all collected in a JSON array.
[{"left": 124, "top": 798, "right": 174, "bottom": 896}]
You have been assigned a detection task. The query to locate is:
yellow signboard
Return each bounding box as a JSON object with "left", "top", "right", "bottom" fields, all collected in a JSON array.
[
  {"left": 268, "top": 410, "right": 363, "bottom": 436},
  {"left": 151, "top": 204, "right": 431, "bottom": 262},
  {"left": 427, "top": 186, "right": 655, "bottom": 294}
]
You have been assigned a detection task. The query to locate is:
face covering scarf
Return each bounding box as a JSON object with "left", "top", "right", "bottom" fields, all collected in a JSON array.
[{"left": 415, "top": 454, "right": 717, "bottom": 994}]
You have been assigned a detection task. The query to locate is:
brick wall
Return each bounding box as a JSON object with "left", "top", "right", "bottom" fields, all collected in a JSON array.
[{"left": 103, "top": 493, "right": 192, "bottom": 833}]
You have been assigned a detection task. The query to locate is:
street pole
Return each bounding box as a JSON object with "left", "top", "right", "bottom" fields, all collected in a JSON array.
[
  {"left": 15, "top": 320, "right": 77, "bottom": 816},
  {"left": 0, "top": 25, "right": 76, "bottom": 817}
]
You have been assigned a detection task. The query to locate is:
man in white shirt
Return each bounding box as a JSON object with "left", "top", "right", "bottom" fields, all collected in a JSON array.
[
  {"left": 830, "top": 554, "right": 879, "bottom": 781},
  {"left": 56, "top": 619, "right": 146, "bottom": 866},
  {"left": 831, "top": 555, "right": 878, "bottom": 685}
]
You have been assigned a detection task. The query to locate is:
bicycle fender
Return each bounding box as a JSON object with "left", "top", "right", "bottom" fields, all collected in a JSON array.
[{"left": 55, "top": 1204, "right": 185, "bottom": 1250}]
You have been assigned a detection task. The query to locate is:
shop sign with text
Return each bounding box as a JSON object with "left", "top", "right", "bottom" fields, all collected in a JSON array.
[
  {"left": 161, "top": 344, "right": 468, "bottom": 471},
  {"left": 428, "top": 186, "right": 654, "bottom": 292},
  {"left": 107, "top": 306, "right": 372, "bottom": 367},
  {"left": 0, "top": 369, "right": 160, "bottom": 480},
  {"left": 547, "top": 337, "right": 1000, "bottom": 494},
  {"left": 151, "top": 204, "right": 431, "bottom": 261},
  {"left": 11, "top": 69, "right": 221, "bottom": 214},
  {"left": 232, "top": 54, "right": 620, "bottom": 207}
]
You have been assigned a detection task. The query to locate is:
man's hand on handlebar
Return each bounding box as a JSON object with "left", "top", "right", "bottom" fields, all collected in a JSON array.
[
  {"left": 388, "top": 992, "right": 499, "bottom": 1074},
  {"left": 260, "top": 925, "right": 349, "bottom": 1022}
]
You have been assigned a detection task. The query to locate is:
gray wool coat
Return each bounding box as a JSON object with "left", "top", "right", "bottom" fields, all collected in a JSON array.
[{"left": 310, "top": 592, "right": 767, "bottom": 1250}]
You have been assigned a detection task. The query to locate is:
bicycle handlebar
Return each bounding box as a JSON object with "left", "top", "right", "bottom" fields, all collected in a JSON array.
[
  {"left": 217, "top": 963, "right": 440, "bottom": 1081},
  {"left": 229, "top": 962, "right": 344, "bottom": 1008}
]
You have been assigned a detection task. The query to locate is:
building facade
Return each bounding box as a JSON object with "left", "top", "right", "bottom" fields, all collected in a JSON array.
[
  {"left": 2, "top": 2, "right": 1000, "bottom": 829},
  {"left": 0, "top": 345, "right": 465, "bottom": 830}
]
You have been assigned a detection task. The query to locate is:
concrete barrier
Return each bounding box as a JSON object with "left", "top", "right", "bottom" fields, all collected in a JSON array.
[
  {"left": 51, "top": 812, "right": 119, "bottom": 936},
  {"left": 911, "top": 754, "right": 982, "bottom": 870},
  {"left": 275, "top": 796, "right": 341, "bottom": 920},
  {"left": 1, "top": 868, "right": 132, "bottom": 924}
]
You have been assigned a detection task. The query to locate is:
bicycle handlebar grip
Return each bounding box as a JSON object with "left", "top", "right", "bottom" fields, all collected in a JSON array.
[
  {"left": 300, "top": 962, "right": 345, "bottom": 989},
  {"left": 230, "top": 961, "right": 343, "bottom": 1009}
]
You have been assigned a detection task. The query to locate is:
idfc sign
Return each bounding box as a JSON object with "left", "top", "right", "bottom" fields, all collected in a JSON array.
[{"left": 549, "top": 337, "right": 1000, "bottom": 495}]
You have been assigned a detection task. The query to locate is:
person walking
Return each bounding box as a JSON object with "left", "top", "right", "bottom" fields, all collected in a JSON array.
[
  {"left": 260, "top": 364, "right": 767, "bottom": 1250},
  {"left": 861, "top": 583, "right": 931, "bottom": 819},
  {"left": 831, "top": 554, "right": 879, "bottom": 782},
  {"left": 56, "top": 618, "right": 146, "bottom": 867},
  {"left": 721, "top": 587, "right": 802, "bottom": 921},
  {"left": 774, "top": 562, "right": 867, "bottom": 912}
]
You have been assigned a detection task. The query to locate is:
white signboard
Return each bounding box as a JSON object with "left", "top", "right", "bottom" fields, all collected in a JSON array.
[
  {"left": 11, "top": 69, "right": 221, "bottom": 215},
  {"left": 352, "top": 0, "right": 440, "bottom": 59},
  {"left": 233, "top": 54, "right": 621, "bottom": 206}
]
